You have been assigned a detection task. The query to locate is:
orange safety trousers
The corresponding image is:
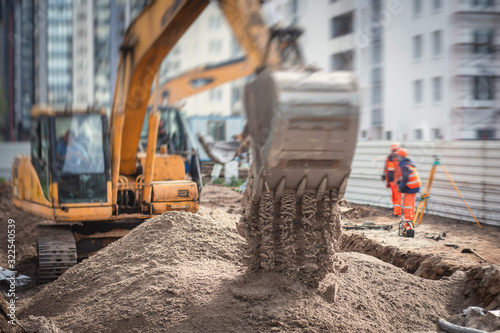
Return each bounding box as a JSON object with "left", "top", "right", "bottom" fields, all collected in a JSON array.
[
  {"left": 402, "top": 192, "right": 416, "bottom": 220},
  {"left": 390, "top": 183, "right": 402, "bottom": 215}
]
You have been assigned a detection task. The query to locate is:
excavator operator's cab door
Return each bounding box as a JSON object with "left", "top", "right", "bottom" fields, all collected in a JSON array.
[
  {"left": 52, "top": 113, "right": 110, "bottom": 204},
  {"left": 140, "top": 107, "right": 202, "bottom": 191},
  {"left": 13, "top": 110, "right": 112, "bottom": 218}
]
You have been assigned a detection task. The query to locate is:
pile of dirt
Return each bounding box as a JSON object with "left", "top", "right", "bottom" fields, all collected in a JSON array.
[
  {"left": 339, "top": 202, "right": 379, "bottom": 220},
  {"left": 0, "top": 183, "right": 44, "bottom": 279},
  {"left": 463, "top": 265, "right": 500, "bottom": 310},
  {"left": 19, "top": 207, "right": 489, "bottom": 333}
]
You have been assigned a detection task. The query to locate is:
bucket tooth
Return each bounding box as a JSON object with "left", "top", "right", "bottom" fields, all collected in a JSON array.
[
  {"left": 274, "top": 177, "right": 286, "bottom": 202},
  {"left": 296, "top": 177, "right": 307, "bottom": 200},
  {"left": 316, "top": 177, "right": 328, "bottom": 200},
  {"left": 252, "top": 175, "right": 264, "bottom": 202}
]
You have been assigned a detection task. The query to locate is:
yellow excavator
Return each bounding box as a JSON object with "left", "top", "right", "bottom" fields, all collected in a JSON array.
[{"left": 12, "top": 0, "right": 359, "bottom": 286}]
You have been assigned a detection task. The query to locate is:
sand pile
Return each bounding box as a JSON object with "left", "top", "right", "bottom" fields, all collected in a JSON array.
[{"left": 19, "top": 207, "right": 494, "bottom": 332}]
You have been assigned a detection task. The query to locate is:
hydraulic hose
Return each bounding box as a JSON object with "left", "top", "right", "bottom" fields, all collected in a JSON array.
[{"left": 438, "top": 319, "right": 486, "bottom": 333}]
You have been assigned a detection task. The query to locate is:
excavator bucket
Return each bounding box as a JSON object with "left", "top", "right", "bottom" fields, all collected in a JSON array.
[
  {"left": 244, "top": 69, "right": 359, "bottom": 201},
  {"left": 239, "top": 69, "right": 359, "bottom": 287}
]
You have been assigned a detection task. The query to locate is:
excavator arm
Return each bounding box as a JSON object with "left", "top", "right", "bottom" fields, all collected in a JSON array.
[
  {"left": 111, "top": 0, "right": 275, "bottom": 175},
  {"left": 147, "top": 57, "right": 252, "bottom": 107}
]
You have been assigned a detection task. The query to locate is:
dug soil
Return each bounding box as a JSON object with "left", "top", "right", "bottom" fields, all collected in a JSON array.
[
  {"left": 18, "top": 208, "right": 496, "bottom": 332},
  {"left": 0, "top": 184, "right": 499, "bottom": 332}
]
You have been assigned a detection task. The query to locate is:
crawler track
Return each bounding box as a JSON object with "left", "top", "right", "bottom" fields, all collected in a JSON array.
[{"left": 37, "top": 225, "right": 77, "bottom": 283}]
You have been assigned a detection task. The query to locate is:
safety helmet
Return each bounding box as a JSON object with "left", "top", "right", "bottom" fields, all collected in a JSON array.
[
  {"left": 397, "top": 148, "right": 408, "bottom": 158},
  {"left": 390, "top": 142, "right": 400, "bottom": 151}
]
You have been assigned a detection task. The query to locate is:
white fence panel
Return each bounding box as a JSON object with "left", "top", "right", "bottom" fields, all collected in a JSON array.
[{"left": 344, "top": 141, "right": 500, "bottom": 227}]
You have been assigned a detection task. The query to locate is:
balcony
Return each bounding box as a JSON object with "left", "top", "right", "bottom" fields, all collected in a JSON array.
[
  {"left": 453, "top": 0, "right": 500, "bottom": 14},
  {"left": 454, "top": 99, "right": 498, "bottom": 109},
  {"left": 454, "top": 64, "right": 500, "bottom": 77}
]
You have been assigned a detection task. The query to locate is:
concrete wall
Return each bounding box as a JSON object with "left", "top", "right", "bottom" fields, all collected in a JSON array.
[{"left": 345, "top": 140, "right": 500, "bottom": 226}]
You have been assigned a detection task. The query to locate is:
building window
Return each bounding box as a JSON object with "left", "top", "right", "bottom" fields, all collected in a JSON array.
[
  {"left": 77, "top": 28, "right": 87, "bottom": 38},
  {"left": 432, "top": 30, "right": 442, "bottom": 56},
  {"left": 413, "top": 0, "right": 422, "bottom": 16},
  {"left": 386, "top": 131, "right": 392, "bottom": 140},
  {"left": 231, "top": 87, "right": 241, "bottom": 104},
  {"left": 372, "top": 67, "right": 383, "bottom": 105},
  {"left": 78, "top": 93, "right": 87, "bottom": 103},
  {"left": 477, "top": 129, "right": 494, "bottom": 140},
  {"left": 77, "top": 76, "right": 87, "bottom": 87},
  {"left": 414, "top": 79, "right": 423, "bottom": 104},
  {"left": 372, "top": 43, "right": 382, "bottom": 64},
  {"left": 474, "top": 30, "right": 494, "bottom": 54},
  {"left": 473, "top": 76, "right": 494, "bottom": 100},
  {"left": 432, "top": 77, "right": 442, "bottom": 102},
  {"left": 330, "top": 11, "right": 353, "bottom": 38},
  {"left": 208, "top": 121, "right": 226, "bottom": 141},
  {"left": 77, "top": 44, "right": 87, "bottom": 55},
  {"left": 472, "top": 0, "right": 494, "bottom": 9},
  {"left": 372, "top": 108, "right": 382, "bottom": 125},
  {"left": 415, "top": 129, "right": 423, "bottom": 140},
  {"left": 372, "top": 84, "right": 382, "bottom": 104},
  {"left": 413, "top": 35, "right": 423, "bottom": 59},
  {"left": 77, "top": 12, "right": 86, "bottom": 21},
  {"left": 209, "top": 88, "right": 222, "bottom": 101},
  {"left": 208, "top": 15, "right": 222, "bottom": 30},
  {"left": 331, "top": 51, "right": 354, "bottom": 71},
  {"left": 433, "top": 0, "right": 442, "bottom": 10},
  {"left": 209, "top": 39, "right": 222, "bottom": 54},
  {"left": 432, "top": 128, "right": 442, "bottom": 140},
  {"left": 77, "top": 60, "right": 87, "bottom": 70}
]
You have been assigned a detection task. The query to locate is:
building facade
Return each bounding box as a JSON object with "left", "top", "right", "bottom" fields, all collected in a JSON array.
[
  {"left": 297, "top": 0, "right": 499, "bottom": 140},
  {"left": 0, "top": 0, "right": 145, "bottom": 141},
  {"left": 158, "top": 2, "right": 247, "bottom": 117},
  {"left": 0, "top": 0, "right": 35, "bottom": 141},
  {"left": 3, "top": 0, "right": 498, "bottom": 141}
]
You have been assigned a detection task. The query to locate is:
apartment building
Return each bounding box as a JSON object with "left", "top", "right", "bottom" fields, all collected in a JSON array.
[
  {"left": 0, "top": 0, "right": 35, "bottom": 140},
  {"left": 3, "top": 0, "right": 497, "bottom": 141},
  {"left": 158, "top": 2, "right": 247, "bottom": 118},
  {"left": 299, "top": 0, "right": 499, "bottom": 140},
  {"left": 33, "top": 0, "right": 144, "bottom": 112}
]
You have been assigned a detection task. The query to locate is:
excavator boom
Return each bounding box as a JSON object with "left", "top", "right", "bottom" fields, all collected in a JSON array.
[{"left": 112, "top": 0, "right": 274, "bottom": 177}]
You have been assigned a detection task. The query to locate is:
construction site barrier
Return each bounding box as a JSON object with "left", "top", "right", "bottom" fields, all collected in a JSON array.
[{"left": 344, "top": 141, "right": 500, "bottom": 227}]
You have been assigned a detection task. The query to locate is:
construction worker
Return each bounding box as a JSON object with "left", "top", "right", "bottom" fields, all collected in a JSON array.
[
  {"left": 396, "top": 148, "right": 421, "bottom": 220},
  {"left": 382, "top": 142, "right": 401, "bottom": 217}
]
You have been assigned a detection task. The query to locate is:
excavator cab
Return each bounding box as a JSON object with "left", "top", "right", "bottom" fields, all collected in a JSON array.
[
  {"left": 12, "top": 107, "right": 113, "bottom": 221},
  {"left": 141, "top": 107, "right": 188, "bottom": 153},
  {"left": 139, "top": 106, "right": 202, "bottom": 190},
  {"left": 52, "top": 112, "right": 109, "bottom": 204}
]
